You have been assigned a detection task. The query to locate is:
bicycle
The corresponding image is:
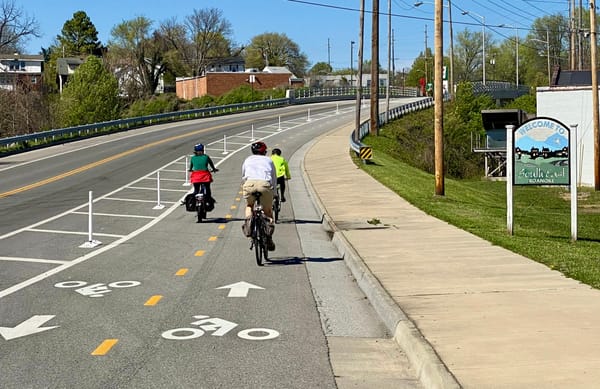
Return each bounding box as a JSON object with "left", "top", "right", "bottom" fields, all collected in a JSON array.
[
  {"left": 186, "top": 169, "right": 218, "bottom": 223},
  {"left": 194, "top": 183, "right": 210, "bottom": 223},
  {"left": 249, "top": 191, "right": 270, "bottom": 266},
  {"left": 272, "top": 184, "right": 281, "bottom": 223}
]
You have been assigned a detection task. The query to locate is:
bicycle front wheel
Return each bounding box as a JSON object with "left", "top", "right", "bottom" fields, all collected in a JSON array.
[{"left": 253, "top": 219, "right": 263, "bottom": 266}]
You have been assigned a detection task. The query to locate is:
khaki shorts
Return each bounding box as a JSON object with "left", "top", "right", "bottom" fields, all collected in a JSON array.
[{"left": 242, "top": 179, "right": 273, "bottom": 211}]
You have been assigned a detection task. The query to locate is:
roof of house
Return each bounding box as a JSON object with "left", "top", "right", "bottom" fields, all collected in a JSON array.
[
  {"left": 262, "top": 66, "right": 292, "bottom": 74},
  {"left": 57, "top": 57, "right": 85, "bottom": 75},
  {"left": 0, "top": 54, "right": 43, "bottom": 61},
  {"left": 554, "top": 69, "right": 597, "bottom": 87}
]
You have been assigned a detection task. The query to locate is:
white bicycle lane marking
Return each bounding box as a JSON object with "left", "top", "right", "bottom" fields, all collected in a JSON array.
[{"left": 0, "top": 106, "right": 355, "bottom": 299}]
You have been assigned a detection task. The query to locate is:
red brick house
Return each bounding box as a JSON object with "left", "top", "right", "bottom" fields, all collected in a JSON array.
[{"left": 176, "top": 66, "right": 304, "bottom": 100}]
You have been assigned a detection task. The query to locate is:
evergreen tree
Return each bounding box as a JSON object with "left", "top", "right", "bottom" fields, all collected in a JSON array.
[{"left": 60, "top": 56, "right": 119, "bottom": 126}]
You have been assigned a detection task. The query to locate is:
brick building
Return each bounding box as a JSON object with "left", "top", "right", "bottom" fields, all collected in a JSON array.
[{"left": 176, "top": 66, "right": 303, "bottom": 100}]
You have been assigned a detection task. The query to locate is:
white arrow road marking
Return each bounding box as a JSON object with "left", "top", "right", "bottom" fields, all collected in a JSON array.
[
  {"left": 0, "top": 315, "right": 59, "bottom": 340},
  {"left": 215, "top": 281, "right": 264, "bottom": 297}
]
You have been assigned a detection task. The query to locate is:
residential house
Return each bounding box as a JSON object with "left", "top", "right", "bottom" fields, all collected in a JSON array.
[
  {"left": 56, "top": 57, "right": 84, "bottom": 93},
  {"left": 0, "top": 53, "right": 44, "bottom": 92}
]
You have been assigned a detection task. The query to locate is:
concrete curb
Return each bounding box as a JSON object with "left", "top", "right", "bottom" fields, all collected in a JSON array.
[{"left": 300, "top": 127, "right": 461, "bottom": 389}]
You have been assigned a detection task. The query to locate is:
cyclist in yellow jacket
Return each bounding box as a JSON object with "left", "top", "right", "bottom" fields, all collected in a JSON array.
[{"left": 270, "top": 148, "right": 291, "bottom": 202}]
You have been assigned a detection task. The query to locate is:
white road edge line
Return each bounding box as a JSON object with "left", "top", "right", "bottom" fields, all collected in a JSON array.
[{"left": 0, "top": 105, "right": 355, "bottom": 299}]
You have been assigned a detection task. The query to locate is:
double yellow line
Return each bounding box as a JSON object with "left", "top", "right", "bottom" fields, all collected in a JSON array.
[{"left": 0, "top": 120, "right": 249, "bottom": 199}]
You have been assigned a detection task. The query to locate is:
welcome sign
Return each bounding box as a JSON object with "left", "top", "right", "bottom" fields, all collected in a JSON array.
[{"left": 513, "top": 117, "right": 570, "bottom": 186}]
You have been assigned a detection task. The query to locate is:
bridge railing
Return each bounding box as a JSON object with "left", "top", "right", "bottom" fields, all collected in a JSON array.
[
  {"left": 1, "top": 87, "right": 421, "bottom": 153},
  {"left": 349, "top": 97, "right": 434, "bottom": 160}
]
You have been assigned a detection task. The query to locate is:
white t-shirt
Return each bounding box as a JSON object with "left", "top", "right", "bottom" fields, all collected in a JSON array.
[{"left": 242, "top": 155, "right": 277, "bottom": 189}]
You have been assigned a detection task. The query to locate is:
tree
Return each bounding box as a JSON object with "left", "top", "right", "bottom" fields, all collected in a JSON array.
[
  {"left": 0, "top": 0, "right": 40, "bottom": 53},
  {"left": 245, "top": 32, "right": 308, "bottom": 77},
  {"left": 453, "top": 29, "right": 485, "bottom": 83},
  {"left": 107, "top": 16, "right": 168, "bottom": 99},
  {"left": 309, "top": 62, "right": 332, "bottom": 75},
  {"left": 56, "top": 11, "right": 102, "bottom": 56},
  {"left": 59, "top": 56, "right": 119, "bottom": 127},
  {"left": 184, "top": 8, "right": 233, "bottom": 76}
]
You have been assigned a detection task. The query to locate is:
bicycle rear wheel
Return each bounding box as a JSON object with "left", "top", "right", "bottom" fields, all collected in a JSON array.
[
  {"left": 253, "top": 218, "right": 263, "bottom": 266},
  {"left": 196, "top": 201, "right": 206, "bottom": 223}
]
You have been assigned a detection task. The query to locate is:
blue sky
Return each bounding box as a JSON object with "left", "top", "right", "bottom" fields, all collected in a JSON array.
[{"left": 23, "top": 0, "right": 570, "bottom": 72}]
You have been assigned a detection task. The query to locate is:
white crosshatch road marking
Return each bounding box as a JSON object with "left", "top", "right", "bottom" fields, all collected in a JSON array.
[{"left": 0, "top": 105, "right": 355, "bottom": 299}]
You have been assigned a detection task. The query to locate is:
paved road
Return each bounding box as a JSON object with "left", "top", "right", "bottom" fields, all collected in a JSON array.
[{"left": 0, "top": 100, "right": 424, "bottom": 388}]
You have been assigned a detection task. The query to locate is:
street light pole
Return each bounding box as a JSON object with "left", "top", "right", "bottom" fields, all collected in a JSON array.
[
  {"left": 350, "top": 40, "right": 355, "bottom": 87},
  {"left": 462, "top": 10, "right": 485, "bottom": 85},
  {"left": 532, "top": 31, "right": 551, "bottom": 85}
]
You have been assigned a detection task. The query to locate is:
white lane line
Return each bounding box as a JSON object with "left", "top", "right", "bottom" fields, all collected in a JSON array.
[
  {"left": 0, "top": 256, "right": 70, "bottom": 265},
  {"left": 160, "top": 169, "right": 183, "bottom": 173},
  {"left": 143, "top": 177, "right": 182, "bottom": 182},
  {"left": 0, "top": 104, "right": 356, "bottom": 298},
  {"left": 71, "top": 211, "right": 155, "bottom": 219},
  {"left": 27, "top": 228, "right": 126, "bottom": 238},
  {"left": 103, "top": 197, "right": 175, "bottom": 204},
  {"left": 127, "top": 186, "right": 189, "bottom": 193}
]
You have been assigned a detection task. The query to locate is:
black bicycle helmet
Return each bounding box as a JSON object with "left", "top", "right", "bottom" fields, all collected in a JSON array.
[
  {"left": 272, "top": 148, "right": 281, "bottom": 156},
  {"left": 251, "top": 141, "right": 267, "bottom": 155},
  {"left": 194, "top": 143, "right": 204, "bottom": 152}
]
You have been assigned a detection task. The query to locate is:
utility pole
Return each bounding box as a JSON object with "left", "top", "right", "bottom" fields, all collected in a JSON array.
[
  {"left": 386, "top": 0, "right": 391, "bottom": 122},
  {"left": 370, "top": 0, "right": 379, "bottom": 136},
  {"left": 424, "top": 25, "right": 429, "bottom": 86},
  {"left": 355, "top": 0, "right": 365, "bottom": 142},
  {"left": 434, "top": 0, "right": 445, "bottom": 195},
  {"left": 448, "top": 0, "right": 454, "bottom": 100},
  {"left": 327, "top": 38, "right": 331, "bottom": 68},
  {"left": 571, "top": 0, "right": 576, "bottom": 69},
  {"left": 591, "top": 1, "right": 600, "bottom": 190}
]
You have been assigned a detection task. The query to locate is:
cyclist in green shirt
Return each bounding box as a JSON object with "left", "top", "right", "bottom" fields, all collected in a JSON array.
[
  {"left": 270, "top": 148, "right": 291, "bottom": 202},
  {"left": 189, "top": 143, "right": 218, "bottom": 209}
]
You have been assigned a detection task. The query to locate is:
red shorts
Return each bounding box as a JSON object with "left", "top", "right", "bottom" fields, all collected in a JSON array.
[{"left": 190, "top": 170, "right": 212, "bottom": 183}]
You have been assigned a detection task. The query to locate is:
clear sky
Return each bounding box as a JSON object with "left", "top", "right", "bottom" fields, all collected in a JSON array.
[{"left": 22, "top": 0, "right": 570, "bottom": 72}]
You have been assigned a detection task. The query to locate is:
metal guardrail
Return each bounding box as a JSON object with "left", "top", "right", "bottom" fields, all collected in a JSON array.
[
  {"left": 0, "top": 98, "right": 290, "bottom": 149},
  {"left": 349, "top": 97, "right": 434, "bottom": 159}
]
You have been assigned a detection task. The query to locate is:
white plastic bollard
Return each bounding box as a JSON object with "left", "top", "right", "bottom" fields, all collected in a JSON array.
[
  {"left": 251, "top": 124, "right": 256, "bottom": 141},
  {"left": 222, "top": 134, "right": 229, "bottom": 154},
  {"left": 183, "top": 156, "right": 190, "bottom": 186},
  {"left": 277, "top": 115, "right": 282, "bottom": 131},
  {"left": 153, "top": 171, "right": 165, "bottom": 210},
  {"left": 80, "top": 191, "right": 102, "bottom": 248},
  {"left": 307, "top": 109, "right": 312, "bottom": 122}
]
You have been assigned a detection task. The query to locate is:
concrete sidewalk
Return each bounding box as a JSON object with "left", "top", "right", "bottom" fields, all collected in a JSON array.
[{"left": 302, "top": 123, "right": 600, "bottom": 389}]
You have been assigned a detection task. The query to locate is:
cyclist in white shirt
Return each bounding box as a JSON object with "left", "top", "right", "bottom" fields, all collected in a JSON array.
[{"left": 241, "top": 141, "right": 277, "bottom": 250}]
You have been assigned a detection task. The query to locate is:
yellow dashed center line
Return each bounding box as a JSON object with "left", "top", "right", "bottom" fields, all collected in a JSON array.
[
  {"left": 195, "top": 250, "right": 205, "bottom": 256},
  {"left": 208, "top": 236, "right": 217, "bottom": 241},
  {"left": 91, "top": 339, "right": 118, "bottom": 356},
  {"left": 0, "top": 120, "right": 253, "bottom": 199},
  {"left": 218, "top": 224, "right": 225, "bottom": 230},
  {"left": 144, "top": 295, "right": 163, "bottom": 306},
  {"left": 175, "top": 268, "right": 189, "bottom": 276},
  {"left": 225, "top": 214, "right": 232, "bottom": 219}
]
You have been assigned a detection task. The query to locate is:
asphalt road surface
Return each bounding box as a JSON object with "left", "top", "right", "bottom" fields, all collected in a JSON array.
[{"left": 0, "top": 101, "right": 422, "bottom": 388}]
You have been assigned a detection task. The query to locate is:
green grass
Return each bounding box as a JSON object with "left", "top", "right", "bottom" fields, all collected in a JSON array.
[{"left": 357, "top": 136, "right": 600, "bottom": 289}]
